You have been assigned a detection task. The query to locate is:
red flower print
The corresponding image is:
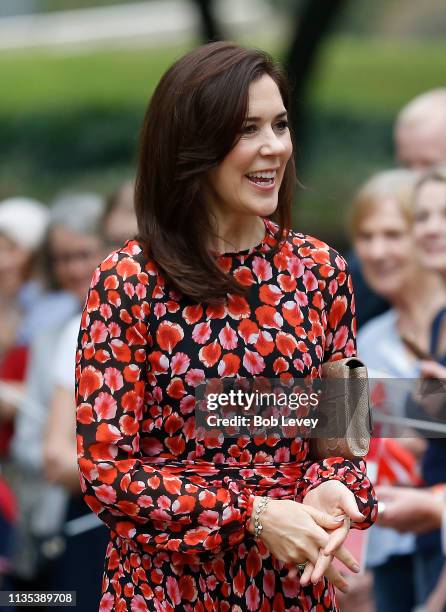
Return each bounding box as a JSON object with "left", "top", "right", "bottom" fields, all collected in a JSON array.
[
  {"left": 179, "top": 575, "right": 197, "bottom": 602},
  {"left": 255, "top": 305, "right": 283, "bottom": 330},
  {"left": 76, "top": 236, "right": 375, "bottom": 611},
  {"left": 130, "top": 594, "right": 148, "bottom": 612},
  {"left": 99, "top": 303, "right": 112, "bottom": 320},
  {"left": 96, "top": 423, "right": 122, "bottom": 443},
  {"left": 164, "top": 413, "right": 183, "bottom": 435},
  {"left": 218, "top": 324, "right": 238, "bottom": 350},
  {"left": 273, "top": 357, "right": 288, "bottom": 374},
  {"left": 170, "top": 352, "right": 190, "bottom": 375},
  {"left": 243, "top": 350, "right": 265, "bottom": 375},
  {"left": 227, "top": 294, "right": 250, "bottom": 319},
  {"left": 254, "top": 330, "right": 275, "bottom": 356},
  {"left": 246, "top": 583, "right": 260, "bottom": 611},
  {"left": 217, "top": 353, "right": 240, "bottom": 377},
  {"left": 123, "top": 364, "right": 140, "bottom": 383},
  {"left": 99, "top": 593, "right": 114, "bottom": 612},
  {"left": 148, "top": 351, "right": 169, "bottom": 375},
  {"left": 104, "top": 367, "right": 124, "bottom": 393},
  {"left": 234, "top": 266, "right": 255, "bottom": 286},
  {"left": 172, "top": 495, "right": 196, "bottom": 513},
  {"left": 166, "top": 577, "right": 181, "bottom": 606},
  {"left": 94, "top": 392, "right": 117, "bottom": 420},
  {"left": 303, "top": 270, "right": 318, "bottom": 291},
  {"left": 233, "top": 567, "right": 246, "bottom": 597},
  {"left": 91, "top": 320, "right": 108, "bottom": 344},
  {"left": 77, "top": 403, "right": 94, "bottom": 424},
  {"left": 94, "top": 484, "right": 117, "bottom": 504},
  {"left": 238, "top": 319, "right": 259, "bottom": 344},
  {"left": 197, "top": 509, "right": 219, "bottom": 528},
  {"left": 78, "top": 365, "right": 103, "bottom": 400},
  {"left": 333, "top": 325, "right": 349, "bottom": 351},
  {"left": 156, "top": 321, "right": 184, "bottom": 353},
  {"left": 182, "top": 304, "right": 203, "bottom": 325},
  {"left": 277, "top": 274, "right": 296, "bottom": 292},
  {"left": 282, "top": 301, "right": 303, "bottom": 326},
  {"left": 247, "top": 548, "right": 262, "bottom": 577},
  {"left": 154, "top": 303, "right": 166, "bottom": 319},
  {"left": 192, "top": 322, "right": 211, "bottom": 344},
  {"left": 87, "top": 289, "right": 100, "bottom": 312},
  {"left": 206, "top": 303, "right": 226, "bottom": 319},
  {"left": 287, "top": 255, "right": 304, "bottom": 278},
  {"left": 110, "top": 340, "right": 131, "bottom": 363},
  {"left": 252, "top": 256, "right": 272, "bottom": 281},
  {"left": 259, "top": 284, "right": 283, "bottom": 306},
  {"left": 185, "top": 369, "right": 205, "bottom": 387},
  {"left": 276, "top": 332, "right": 298, "bottom": 358},
  {"left": 140, "top": 437, "right": 163, "bottom": 456},
  {"left": 166, "top": 378, "right": 186, "bottom": 399},
  {"left": 116, "top": 257, "right": 141, "bottom": 280},
  {"left": 199, "top": 341, "right": 221, "bottom": 367},
  {"left": 328, "top": 295, "right": 348, "bottom": 329},
  {"left": 263, "top": 569, "right": 276, "bottom": 598}
]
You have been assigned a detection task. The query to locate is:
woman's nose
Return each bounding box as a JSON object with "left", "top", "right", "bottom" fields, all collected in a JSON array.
[{"left": 259, "top": 128, "right": 287, "bottom": 156}]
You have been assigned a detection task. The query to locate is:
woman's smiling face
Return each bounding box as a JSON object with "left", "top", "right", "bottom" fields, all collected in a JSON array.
[
  {"left": 205, "top": 74, "right": 293, "bottom": 219},
  {"left": 413, "top": 178, "right": 446, "bottom": 275}
]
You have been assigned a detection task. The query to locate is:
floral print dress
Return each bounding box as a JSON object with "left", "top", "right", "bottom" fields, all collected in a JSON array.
[{"left": 75, "top": 219, "right": 376, "bottom": 612}]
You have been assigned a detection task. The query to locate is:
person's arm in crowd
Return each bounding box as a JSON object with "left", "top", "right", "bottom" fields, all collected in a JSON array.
[
  {"left": 376, "top": 484, "right": 445, "bottom": 533},
  {"left": 43, "top": 384, "right": 80, "bottom": 492}
]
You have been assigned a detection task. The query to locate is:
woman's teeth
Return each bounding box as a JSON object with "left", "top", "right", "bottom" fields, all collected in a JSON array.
[{"left": 246, "top": 170, "right": 276, "bottom": 185}]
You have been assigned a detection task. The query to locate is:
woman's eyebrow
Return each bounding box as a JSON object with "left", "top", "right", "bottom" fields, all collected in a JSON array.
[{"left": 244, "top": 111, "right": 288, "bottom": 122}]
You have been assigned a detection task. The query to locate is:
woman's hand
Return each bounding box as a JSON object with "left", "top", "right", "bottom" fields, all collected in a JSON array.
[
  {"left": 250, "top": 497, "right": 360, "bottom": 592},
  {"left": 302, "top": 480, "right": 364, "bottom": 584}
]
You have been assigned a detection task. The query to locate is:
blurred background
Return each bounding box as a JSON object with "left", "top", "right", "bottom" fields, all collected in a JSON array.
[
  {"left": 0, "top": 0, "right": 444, "bottom": 249},
  {"left": 1, "top": 2, "right": 446, "bottom": 611}
]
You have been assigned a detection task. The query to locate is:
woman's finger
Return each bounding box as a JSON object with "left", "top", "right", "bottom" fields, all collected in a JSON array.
[
  {"left": 325, "top": 564, "right": 349, "bottom": 593},
  {"left": 303, "top": 504, "right": 346, "bottom": 530},
  {"left": 337, "top": 490, "right": 365, "bottom": 522},
  {"left": 333, "top": 545, "right": 360, "bottom": 573},
  {"left": 299, "top": 561, "right": 314, "bottom": 586},
  {"left": 310, "top": 550, "right": 334, "bottom": 584},
  {"left": 323, "top": 518, "right": 350, "bottom": 554}
]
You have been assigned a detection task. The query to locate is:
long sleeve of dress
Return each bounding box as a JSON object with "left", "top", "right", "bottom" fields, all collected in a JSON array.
[
  {"left": 297, "top": 250, "right": 377, "bottom": 529},
  {"left": 75, "top": 249, "right": 254, "bottom": 558}
]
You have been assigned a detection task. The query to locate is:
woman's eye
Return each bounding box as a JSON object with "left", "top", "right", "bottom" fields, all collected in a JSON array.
[
  {"left": 275, "top": 120, "right": 289, "bottom": 131},
  {"left": 241, "top": 124, "right": 257, "bottom": 134}
]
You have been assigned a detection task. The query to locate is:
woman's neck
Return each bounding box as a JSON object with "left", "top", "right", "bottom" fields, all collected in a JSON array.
[{"left": 209, "top": 214, "right": 266, "bottom": 254}]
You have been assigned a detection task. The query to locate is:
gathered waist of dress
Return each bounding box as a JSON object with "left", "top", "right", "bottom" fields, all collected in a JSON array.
[{"left": 139, "top": 458, "right": 308, "bottom": 491}]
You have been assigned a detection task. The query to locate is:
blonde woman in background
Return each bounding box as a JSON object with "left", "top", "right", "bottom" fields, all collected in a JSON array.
[{"left": 351, "top": 169, "right": 446, "bottom": 611}]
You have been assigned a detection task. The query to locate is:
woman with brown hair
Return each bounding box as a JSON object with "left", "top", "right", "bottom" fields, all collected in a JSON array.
[{"left": 75, "top": 42, "right": 376, "bottom": 610}]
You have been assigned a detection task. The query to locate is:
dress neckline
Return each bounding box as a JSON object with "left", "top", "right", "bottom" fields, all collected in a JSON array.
[{"left": 213, "top": 217, "right": 276, "bottom": 258}]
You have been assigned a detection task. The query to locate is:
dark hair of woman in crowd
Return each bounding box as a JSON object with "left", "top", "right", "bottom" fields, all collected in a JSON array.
[{"left": 135, "top": 41, "right": 296, "bottom": 303}]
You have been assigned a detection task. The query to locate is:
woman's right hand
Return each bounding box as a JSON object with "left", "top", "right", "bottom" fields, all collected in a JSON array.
[{"left": 249, "top": 497, "right": 358, "bottom": 592}]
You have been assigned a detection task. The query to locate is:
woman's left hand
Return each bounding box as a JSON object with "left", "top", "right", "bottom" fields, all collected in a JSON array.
[{"left": 302, "top": 480, "right": 364, "bottom": 585}]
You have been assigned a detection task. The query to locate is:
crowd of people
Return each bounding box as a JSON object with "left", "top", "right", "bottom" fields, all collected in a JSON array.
[
  {"left": 0, "top": 43, "right": 446, "bottom": 610},
  {"left": 0, "top": 182, "right": 138, "bottom": 611}
]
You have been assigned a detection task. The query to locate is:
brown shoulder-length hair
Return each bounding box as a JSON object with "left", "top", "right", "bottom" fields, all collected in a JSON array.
[{"left": 135, "top": 41, "right": 296, "bottom": 303}]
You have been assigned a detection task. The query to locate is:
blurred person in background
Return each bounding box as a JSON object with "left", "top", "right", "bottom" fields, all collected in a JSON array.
[
  {"left": 376, "top": 164, "right": 446, "bottom": 610},
  {"left": 41, "top": 181, "right": 138, "bottom": 611},
  {"left": 5, "top": 193, "right": 105, "bottom": 604},
  {"left": 351, "top": 169, "right": 446, "bottom": 610},
  {"left": 0, "top": 197, "right": 49, "bottom": 588},
  {"left": 351, "top": 88, "right": 446, "bottom": 329},
  {"left": 101, "top": 179, "right": 137, "bottom": 252},
  {"left": 0, "top": 198, "right": 49, "bottom": 449}
]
